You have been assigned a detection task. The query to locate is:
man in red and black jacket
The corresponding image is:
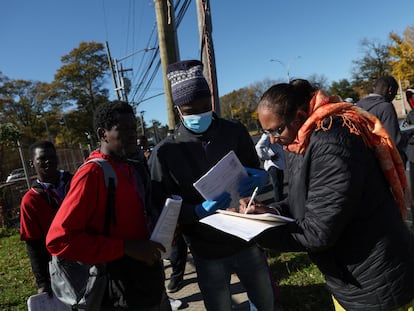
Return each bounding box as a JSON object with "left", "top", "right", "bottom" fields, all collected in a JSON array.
[
  {"left": 46, "top": 101, "right": 171, "bottom": 310},
  {"left": 20, "top": 140, "right": 72, "bottom": 295}
]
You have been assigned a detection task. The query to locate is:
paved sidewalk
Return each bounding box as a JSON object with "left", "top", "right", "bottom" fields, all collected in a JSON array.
[
  {"left": 164, "top": 254, "right": 250, "bottom": 311},
  {"left": 163, "top": 188, "right": 277, "bottom": 311}
]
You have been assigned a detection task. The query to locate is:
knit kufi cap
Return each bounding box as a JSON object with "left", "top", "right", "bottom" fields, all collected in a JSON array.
[{"left": 166, "top": 60, "right": 211, "bottom": 106}]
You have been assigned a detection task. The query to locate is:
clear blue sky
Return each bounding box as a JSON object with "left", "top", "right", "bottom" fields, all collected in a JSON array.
[{"left": 1, "top": 0, "right": 413, "bottom": 126}]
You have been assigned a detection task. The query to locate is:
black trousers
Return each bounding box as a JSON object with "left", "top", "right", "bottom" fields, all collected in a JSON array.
[{"left": 169, "top": 234, "right": 188, "bottom": 282}]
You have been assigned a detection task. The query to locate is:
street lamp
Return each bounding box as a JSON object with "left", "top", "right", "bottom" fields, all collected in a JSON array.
[
  {"left": 270, "top": 56, "right": 301, "bottom": 83},
  {"left": 116, "top": 47, "right": 156, "bottom": 62},
  {"left": 110, "top": 47, "right": 156, "bottom": 102}
]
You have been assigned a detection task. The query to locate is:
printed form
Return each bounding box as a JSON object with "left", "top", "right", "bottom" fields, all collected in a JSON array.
[
  {"left": 200, "top": 210, "right": 294, "bottom": 241},
  {"left": 150, "top": 195, "right": 182, "bottom": 259},
  {"left": 193, "top": 150, "right": 248, "bottom": 209}
]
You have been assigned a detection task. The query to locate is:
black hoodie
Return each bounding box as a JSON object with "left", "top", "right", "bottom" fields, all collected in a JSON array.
[{"left": 357, "top": 94, "right": 407, "bottom": 162}]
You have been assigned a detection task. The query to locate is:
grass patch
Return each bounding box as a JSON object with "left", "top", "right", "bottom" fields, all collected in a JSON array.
[
  {"left": 268, "top": 251, "right": 334, "bottom": 310},
  {"left": 0, "top": 233, "right": 334, "bottom": 310},
  {"left": 0, "top": 233, "right": 36, "bottom": 310}
]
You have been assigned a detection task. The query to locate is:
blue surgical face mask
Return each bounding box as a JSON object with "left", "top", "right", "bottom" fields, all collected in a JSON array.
[{"left": 180, "top": 110, "right": 213, "bottom": 133}]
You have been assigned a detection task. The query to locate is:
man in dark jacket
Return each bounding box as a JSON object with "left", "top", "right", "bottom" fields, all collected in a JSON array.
[
  {"left": 149, "top": 60, "right": 274, "bottom": 311},
  {"left": 402, "top": 88, "right": 414, "bottom": 228},
  {"left": 356, "top": 75, "right": 407, "bottom": 162}
]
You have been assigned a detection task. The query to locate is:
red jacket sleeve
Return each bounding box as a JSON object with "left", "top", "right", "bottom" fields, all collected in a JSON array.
[
  {"left": 20, "top": 189, "right": 56, "bottom": 241},
  {"left": 46, "top": 163, "right": 124, "bottom": 263}
]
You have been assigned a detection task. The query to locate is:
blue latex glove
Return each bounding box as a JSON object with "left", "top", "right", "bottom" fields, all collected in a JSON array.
[
  {"left": 195, "top": 192, "right": 232, "bottom": 218},
  {"left": 238, "top": 167, "right": 269, "bottom": 197}
]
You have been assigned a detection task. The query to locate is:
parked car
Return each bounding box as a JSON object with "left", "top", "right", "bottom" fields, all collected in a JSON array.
[{"left": 6, "top": 168, "right": 25, "bottom": 182}]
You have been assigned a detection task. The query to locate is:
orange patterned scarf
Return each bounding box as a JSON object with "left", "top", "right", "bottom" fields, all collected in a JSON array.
[{"left": 287, "top": 90, "right": 409, "bottom": 218}]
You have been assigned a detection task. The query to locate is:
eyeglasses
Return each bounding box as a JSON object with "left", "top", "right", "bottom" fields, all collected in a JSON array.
[{"left": 263, "top": 123, "right": 286, "bottom": 138}]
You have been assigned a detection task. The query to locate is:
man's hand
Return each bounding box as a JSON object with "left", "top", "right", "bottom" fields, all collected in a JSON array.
[
  {"left": 239, "top": 197, "right": 280, "bottom": 215},
  {"left": 124, "top": 240, "right": 166, "bottom": 266}
]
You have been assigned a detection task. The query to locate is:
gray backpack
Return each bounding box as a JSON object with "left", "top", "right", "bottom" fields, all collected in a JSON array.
[{"left": 49, "top": 158, "right": 117, "bottom": 311}]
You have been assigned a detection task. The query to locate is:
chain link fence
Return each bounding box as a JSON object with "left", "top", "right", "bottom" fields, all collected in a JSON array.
[{"left": 0, "top": 146, "right": 86, "bottom": 228}]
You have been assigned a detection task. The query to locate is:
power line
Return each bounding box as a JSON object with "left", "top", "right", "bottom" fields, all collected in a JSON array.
[{"left": 129, "top": 0, "right": 192, "bottom": 105}]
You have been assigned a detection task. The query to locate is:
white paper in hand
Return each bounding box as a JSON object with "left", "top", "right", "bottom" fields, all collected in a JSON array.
[
  {"left": 150, "top": 195, "right": 182, "bottom": 259},
  {"left": 193, "top": 150, "right": 248, "bottom": 209}
]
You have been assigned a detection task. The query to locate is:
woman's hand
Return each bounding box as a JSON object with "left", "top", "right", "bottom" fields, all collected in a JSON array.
[
  {"left": 239, "top": 197, "right": 280, "bottom": 215},
  {"left": 124, "top": 240, "right": 166, "bottom": 266}
]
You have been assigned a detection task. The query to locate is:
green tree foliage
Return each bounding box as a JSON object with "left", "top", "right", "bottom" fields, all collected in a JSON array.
[
  {"left": 53, "top": 41, "right": 110, "bottom": 143},
  {"left": 220, "top": 79, "right": 277, "bottom": 131},
  {"left": 389, "top": 26, "right": 414, "bottom": 88},
  {"left": 328, "top": 79, "right": 360, "bottom": 102},
  {"left": 0, "top": 123, "right": 21, "bottom": 147},
  {"left": 352, "top": 38, "right": 392, "bottom": 95},
  {"left": 0, "top": 123, "right": 22, "bottom": 180},
  {"left": 0, "top": 42, "right": 111, "bottom": 149},
  {"left": 53, "top": 110, "right": 86, "bottom": 148},
  {"left": 0, "top": 79, "right": 52, "bottom": 142},
  {"left": 220, "top": 87, "right": 259, "bottom": 131}
]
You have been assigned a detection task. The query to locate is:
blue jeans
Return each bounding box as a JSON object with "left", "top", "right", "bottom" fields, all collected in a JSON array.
[{"left": 193, "top": 245, "right": 274, "bottom": 311}]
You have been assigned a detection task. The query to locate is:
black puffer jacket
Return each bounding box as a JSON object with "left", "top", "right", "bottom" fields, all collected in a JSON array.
[
  {"left": 149, "top": 115, "right": 261, "bottom": 259},
  {"left": 257, "top": 117, "right": 414, "bottom": 310}
]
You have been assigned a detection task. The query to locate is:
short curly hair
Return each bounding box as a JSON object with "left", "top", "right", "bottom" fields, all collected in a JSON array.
[
  {"left": 29, "top": 140, "right": 56, "bottom": 160},
  {"left": 93, "top": 100, "right": 134, "bottom": 131}
]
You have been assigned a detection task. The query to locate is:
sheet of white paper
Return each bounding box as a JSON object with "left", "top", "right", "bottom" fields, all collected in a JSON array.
[
  {"left": 200, "top": 212, "right": 288, "bottom": 241},
  {"left": 150, "top": 195, "right": 182, "bottom": 259},
  {"left": 193, "top": 150, "right": 248, "bottom": 209},
  {"left": 27, "top": 293, "right": 71, "bottom": 311}
]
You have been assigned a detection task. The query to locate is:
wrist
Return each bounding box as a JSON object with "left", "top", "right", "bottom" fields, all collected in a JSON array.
[{"left": 195, "top": 204, "right": 208, "bottom": 218}]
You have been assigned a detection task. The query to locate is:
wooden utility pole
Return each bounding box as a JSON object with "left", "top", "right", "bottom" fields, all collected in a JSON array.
[
  {"left": 196, "top": 0, "right": 220, "bottom": 116},
  {"left": 105, "top": 41, "right": 121, "bottom": 101},
  {"left": 154, "top": 0, "right": 180, "bottom": 130}
]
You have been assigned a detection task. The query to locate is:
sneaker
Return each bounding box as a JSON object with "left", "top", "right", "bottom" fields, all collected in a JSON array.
[
  {"left": 169, "top": 297, "right": 182, "bottom": 311},
  {"left": 167, "top": 278, "right": 183, "bottom": 293}
]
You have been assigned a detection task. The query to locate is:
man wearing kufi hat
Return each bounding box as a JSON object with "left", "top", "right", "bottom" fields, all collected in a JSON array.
[{"left": 148, "top": 60, "right": 275, "bottom": 310}]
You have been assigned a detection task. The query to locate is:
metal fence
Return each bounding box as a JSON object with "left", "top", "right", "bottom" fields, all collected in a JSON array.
[{"left": 0, "top": 147, "right": 86, "bottom": 228}]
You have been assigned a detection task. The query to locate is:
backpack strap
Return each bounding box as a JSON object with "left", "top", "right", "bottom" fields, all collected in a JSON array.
[
  {"left": 82, "top": 158, "right": 117, "bottom": 235},
  {"left": 31, "top": 180, "right": 60, "bottom": 210},
  {"left": 84, "top": 158, "right": 118, "bottom": 188}
]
